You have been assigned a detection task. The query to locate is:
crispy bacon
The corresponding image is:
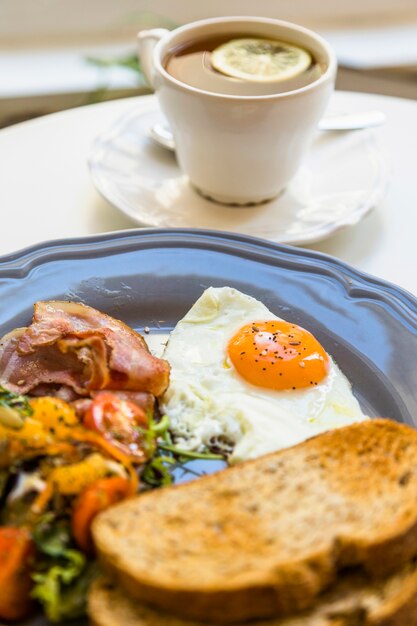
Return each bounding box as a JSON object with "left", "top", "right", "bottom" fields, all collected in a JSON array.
[{"left": 0, "top": 302, "right": 169, "bottom": 398}]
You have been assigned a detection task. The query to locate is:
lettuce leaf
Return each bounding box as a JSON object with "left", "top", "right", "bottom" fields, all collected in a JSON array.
[
  {"left": 32, "top": 513, "right": 73, "bottom": 558},
  {"left": 31, "top": 513, "right": 96, "bottom": 621},
  {"left": 32, "top": 556, "right": 96, "bottom": 622}
]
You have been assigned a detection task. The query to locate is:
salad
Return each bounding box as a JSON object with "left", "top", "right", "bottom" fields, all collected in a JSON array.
[{"left": 0, "top": 301, "right": 221, "bottom": 622}]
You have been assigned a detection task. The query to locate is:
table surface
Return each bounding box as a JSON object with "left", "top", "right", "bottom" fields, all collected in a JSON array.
[{"left": 0, "top": 90, "right": 416, "bottom": 296}]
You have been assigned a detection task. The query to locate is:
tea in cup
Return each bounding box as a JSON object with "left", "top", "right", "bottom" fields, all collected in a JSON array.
[{"left": 138, "top": 17, "right": 337, "bottom": 205}]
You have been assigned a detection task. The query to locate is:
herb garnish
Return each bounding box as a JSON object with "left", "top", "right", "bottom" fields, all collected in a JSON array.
[
  {"left": 140, "top": 414, "right": 226, "bottom": 488},
  {"left": 0, "top": 385, "right": 33, "bottom": 429}
]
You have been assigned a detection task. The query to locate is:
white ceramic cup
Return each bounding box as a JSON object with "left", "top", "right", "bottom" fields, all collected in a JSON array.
[{"left": 138, "top": 16, "right": 337, "bottom": 206}]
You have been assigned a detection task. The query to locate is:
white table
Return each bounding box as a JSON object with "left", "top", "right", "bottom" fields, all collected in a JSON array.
[{"left": 0, "top": 90, "right": 416, "bottom": 296}]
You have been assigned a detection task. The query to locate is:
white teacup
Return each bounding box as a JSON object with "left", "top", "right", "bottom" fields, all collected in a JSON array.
[{"left": 138, "top": 17, "right": 337, "bottom": 206}]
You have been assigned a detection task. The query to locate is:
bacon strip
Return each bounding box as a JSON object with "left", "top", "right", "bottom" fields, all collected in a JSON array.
[{"left": 0, "top": 302, "right": 169, "bottom": 397}]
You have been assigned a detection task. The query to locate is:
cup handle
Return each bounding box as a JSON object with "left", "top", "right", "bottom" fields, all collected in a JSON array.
[{"left": 137, "top": 28, "right": 169, "bottom": 89}]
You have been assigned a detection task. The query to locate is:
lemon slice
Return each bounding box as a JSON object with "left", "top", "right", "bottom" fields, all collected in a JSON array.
[{"left": 211, "top": 37, "right": 312, "bottom": 83}]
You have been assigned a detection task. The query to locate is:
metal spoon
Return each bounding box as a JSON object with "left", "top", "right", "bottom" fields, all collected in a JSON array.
[
  {"left": 318, "top": 110, "right": 386, "bottom": 131},
  {"left": 148, "top": 110, "right": 386, "bottom": 153}
]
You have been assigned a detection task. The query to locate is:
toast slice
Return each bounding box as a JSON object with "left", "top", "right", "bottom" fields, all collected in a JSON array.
[
  {"left": 93, "top": 419, "right": 417, "bottom": 623},
  {"left": 89, "top": 561, "right": 417, "bottom": 626}
]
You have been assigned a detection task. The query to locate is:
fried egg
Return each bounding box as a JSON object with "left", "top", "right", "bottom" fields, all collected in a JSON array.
[{"left": 161, "top": 287, "right": 367, "bottom": 462}]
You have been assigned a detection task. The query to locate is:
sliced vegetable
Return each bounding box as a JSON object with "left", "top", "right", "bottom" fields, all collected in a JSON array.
[
  {"left": 0, "top": 385, "right": 33, "bottom": 420},
  {"left": 74, "top": 430, "right": 139, "bottom": 495},
  {"left": 71, "top": 477, "right": 131, "bottom": 553},
  {"left": 0, "top": 417, "right": 52, "bottom": 454},
  {"left": 32, "top": 559, "right": 96, "bottom": 623},
  {"left": 0, "top": 397, "right": 81, "bottom": 465},
  {"left": 49, "top": 453, "right": 114, "bottom": 496},
  {"left": 30, "top": 396, "right": 79, "bottom": 430},
  {"left": 32, "top": 513, "right": 74, "bottom": 558},
  {"left": 141, "top": 454, "right": 176, "bottom": 488},
  {"left": 32, "top": 513, "right": 92, "bottom": 622},
  {"left": 0, "top": 526, "right": 36, "bottom": 621},
  {"left": 84, "top": 392, "right": 149, "bottom": 462},
  {"left": 0, "top": 405, "right": 25, "bottom": 430},
  {"left": 30, "top": 453, "right": 109, "bottom": 515},
  {"left": 158, "top": 442, "right": 225, "bottom": 460}
]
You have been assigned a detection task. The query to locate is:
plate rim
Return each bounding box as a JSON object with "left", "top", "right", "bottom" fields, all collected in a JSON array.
[
  {"left": 2, "top": 227, "right": 416, "bottom": 626},
  {"left": 87, "top": 94, "right": 390, "bottom": 246},
  {"left": 0, "top": 227, "right": 416, "bottom": 329}
]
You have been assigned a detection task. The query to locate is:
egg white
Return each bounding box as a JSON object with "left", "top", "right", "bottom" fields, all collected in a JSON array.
[{"left": 161, "top": 287, "right": 368, "bottom": 462}]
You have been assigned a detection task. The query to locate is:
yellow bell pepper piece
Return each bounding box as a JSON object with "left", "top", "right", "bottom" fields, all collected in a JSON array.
[
  {"left": 29, "top": 397, "right": 79, "bottom": 431},
  {"left": 47, "top": 453, "right": 111, "bottom": 495},
  {"left": 0, "top": 397, "right": 81, "bottom": 464}
]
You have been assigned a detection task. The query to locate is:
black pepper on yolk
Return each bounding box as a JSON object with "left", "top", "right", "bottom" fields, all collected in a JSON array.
[{"left": 228, "top": 320, "right": 330, "bottom": 391}]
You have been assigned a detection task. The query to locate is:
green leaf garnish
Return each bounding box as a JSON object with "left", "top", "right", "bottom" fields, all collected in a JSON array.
[
  {"left": 0, "top": 385, "right": 32, "bottom": 429},
  {"left": 158, "top": 442, "right": 224, "bottom": 461},
  {"left": 31, "top": 513, "right": 94, "bottom": 622}
]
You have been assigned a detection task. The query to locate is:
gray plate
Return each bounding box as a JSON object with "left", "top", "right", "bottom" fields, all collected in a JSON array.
[{"left": 1, "top": 228, "right": 417, "bottom": 625}]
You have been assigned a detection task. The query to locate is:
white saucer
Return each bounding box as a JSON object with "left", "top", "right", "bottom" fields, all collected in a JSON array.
[{"left": 89, "top": 95, "right": 389, "bottom": 246}]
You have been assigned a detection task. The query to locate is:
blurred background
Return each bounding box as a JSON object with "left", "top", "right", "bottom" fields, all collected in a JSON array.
[{"left": 2, "top": 0, "right": 417, "bottom": 128}]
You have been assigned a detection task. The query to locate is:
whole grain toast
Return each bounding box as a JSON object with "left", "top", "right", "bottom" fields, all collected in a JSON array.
[
  {"left": 93, "top": 419, "right": 417, "bottom": 623},
  {"left": 89, "top": 561, "right": 417, "bottom": 626}
]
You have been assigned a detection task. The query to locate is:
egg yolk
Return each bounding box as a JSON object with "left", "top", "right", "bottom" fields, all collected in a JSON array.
[{"left": 228, "top": 320, "right": 330, "bottom": 391}]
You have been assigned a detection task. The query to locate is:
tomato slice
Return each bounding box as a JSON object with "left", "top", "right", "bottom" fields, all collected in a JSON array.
[
  {"left": 0, "top": 527, "right": 35, "bottom": 621},
  {"left": 71, "top": 476, "right": 131, "bottom": 554},
  {"left": 83, "top": 392, "right": 149, "bottom": 462}
]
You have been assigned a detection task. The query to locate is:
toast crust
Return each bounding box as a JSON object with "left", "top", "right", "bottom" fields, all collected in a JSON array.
[
  {"left": 89, "top": 560, "right": 417, "bottom": 626},
  {"left": 93, "top": 419, "right": 417, "bottom": 622}
]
